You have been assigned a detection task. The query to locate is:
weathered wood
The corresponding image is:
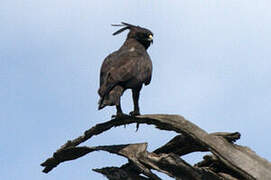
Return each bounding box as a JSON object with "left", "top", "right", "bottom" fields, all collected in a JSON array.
[
  {"left": 154, "top": 132, "right": 240, "bottom": 156},
  {"left": 93, "top": 166, "right": 151, "bottom": 180},
  {"left": 41, "top": 114, "right": 271, "bottom": 179},
  {"left": 138, "top": 114, "right": 271, "bottom": 180},
  {"left": 42, "top": 143, "right": 225, "bottom": 180},
  {"left": 195, "top": 154, "right": 244, "bottom": 179}
]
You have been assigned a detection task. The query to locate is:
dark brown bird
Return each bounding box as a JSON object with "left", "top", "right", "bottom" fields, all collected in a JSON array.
[{"left": 98, "top": 22, "right": 153, "bottom": 118}]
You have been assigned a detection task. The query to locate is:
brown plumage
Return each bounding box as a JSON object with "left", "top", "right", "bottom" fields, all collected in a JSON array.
[{"left": 98, "top": 22, "right": 153, "bottom": 118}]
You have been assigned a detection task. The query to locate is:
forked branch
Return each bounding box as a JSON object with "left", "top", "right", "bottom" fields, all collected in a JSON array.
[{"left": 41, "top": 114, "right": 271, "bottom": 180}]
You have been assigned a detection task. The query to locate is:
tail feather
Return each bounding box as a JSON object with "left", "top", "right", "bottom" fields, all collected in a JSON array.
[
  {"left": 98, "top": 85, "right": 124, "bottom": 110},
  {"left": 98, "top": 98, "right": 105, "bottom": 110}
]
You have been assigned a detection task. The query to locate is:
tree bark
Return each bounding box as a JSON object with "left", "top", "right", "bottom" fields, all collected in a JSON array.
[{"left": 41, "top": 114, "right": 271, "bottom": 180}]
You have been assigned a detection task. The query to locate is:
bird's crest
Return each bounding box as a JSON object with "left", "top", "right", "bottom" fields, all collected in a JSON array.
[{"left": 111, "top": 22, "right": 137, "bottom": 36}]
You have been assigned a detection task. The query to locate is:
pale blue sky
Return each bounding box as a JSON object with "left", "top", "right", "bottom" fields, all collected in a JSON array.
[{"left": 1, "top": 1, "right": 271, "bottom": 179}]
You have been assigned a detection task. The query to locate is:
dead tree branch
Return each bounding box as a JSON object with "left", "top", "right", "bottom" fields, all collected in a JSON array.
[{"left": 41, "top": 114, "right": 271, "bottom": 180}]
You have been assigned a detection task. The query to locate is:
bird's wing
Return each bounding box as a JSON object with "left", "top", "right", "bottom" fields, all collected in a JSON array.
[
  {"left": 99, "top": 52, "right": 118, "bottom": 87},
  {"left": 98, "top": 50, "right": 138, "bottom": 97},
  {"left": 142, "top": 53, "right": 152, "bottom": 85}
]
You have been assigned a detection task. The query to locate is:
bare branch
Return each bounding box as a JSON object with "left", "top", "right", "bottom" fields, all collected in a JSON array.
[
  {"left": 154, "top": 132, "right": 241, "bottom": 156},
  {"left": 42, "top": 143, "right": 224, "bottom": 180},
  {"left": 41, "top": 114, "right": 271, "bottom": 180},
  {"left": 93, "top": 165, "right": 151, "bottom": 180}
]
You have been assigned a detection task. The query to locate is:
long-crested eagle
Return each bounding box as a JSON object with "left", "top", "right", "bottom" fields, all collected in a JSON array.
[{"left": 98, "top": 22, "right": 153, "bottom": 118}]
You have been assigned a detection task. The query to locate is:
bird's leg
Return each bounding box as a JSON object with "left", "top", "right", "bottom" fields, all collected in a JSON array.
[
  {"left": 130, "top": 89, "right": 141, "bottom": 116},
  {"left": 116, "top": 104, "right": 123, "bottom": 116},
  {"left": 111, "top": 87, "right": 127, "bottom": 119},
  {"left": 112, "top": 104, "right": 126, "bottom": 119}
]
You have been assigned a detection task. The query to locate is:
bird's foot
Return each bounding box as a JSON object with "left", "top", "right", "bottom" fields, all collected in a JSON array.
[
  {"left": 129, "top": 110, "right": 140, "bottom": 117},
  {"left": 112, "top": 112, "right": 129, "bottom": 128}
]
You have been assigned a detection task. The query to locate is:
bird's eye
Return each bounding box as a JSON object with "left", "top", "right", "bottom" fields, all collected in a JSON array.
[{"left": 147, "top": 34, "right": 153, "bottom": 41}]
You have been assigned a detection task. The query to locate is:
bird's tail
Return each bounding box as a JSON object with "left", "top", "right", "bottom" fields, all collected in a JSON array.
[
  {"left": 98, "top": 97, "right": 106, "bottom": 110},
  {"left": 98, "top": 85, "right": 124, "bottom": 110}
]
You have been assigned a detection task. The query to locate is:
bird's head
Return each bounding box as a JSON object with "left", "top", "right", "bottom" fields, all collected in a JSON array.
[{"left": 112, "top": 22, "right": 153, "bottom": 49}]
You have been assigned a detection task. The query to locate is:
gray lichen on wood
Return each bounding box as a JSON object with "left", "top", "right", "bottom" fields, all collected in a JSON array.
[{"left": 41, "top": 114, "right": 271, "bottom": 180}]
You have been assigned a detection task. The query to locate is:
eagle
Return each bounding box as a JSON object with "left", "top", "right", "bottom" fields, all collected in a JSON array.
[{"left": 98, "top": 22, "right": 153, "bottom": 118}]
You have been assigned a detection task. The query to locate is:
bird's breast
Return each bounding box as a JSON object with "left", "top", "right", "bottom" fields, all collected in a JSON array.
[{"left": 128, "top": 47, "right": 135, "bottom": 52}]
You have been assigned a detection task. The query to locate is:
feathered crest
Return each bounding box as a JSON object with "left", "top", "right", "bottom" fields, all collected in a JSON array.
[{"left": 111, "top": 22, "right": 137, "bottom": 36}]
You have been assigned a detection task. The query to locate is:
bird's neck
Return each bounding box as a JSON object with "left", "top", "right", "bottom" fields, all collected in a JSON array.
[{"left": 122, "top": 38, "right": 149, "bottom": 50}]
